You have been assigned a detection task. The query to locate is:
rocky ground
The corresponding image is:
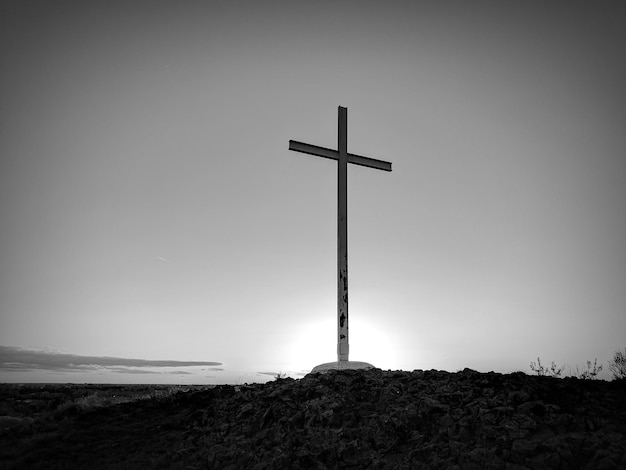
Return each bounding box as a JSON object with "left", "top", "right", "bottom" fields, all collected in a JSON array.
[{"left": 1, "top": 369, "right": 625, "bottom": 469}]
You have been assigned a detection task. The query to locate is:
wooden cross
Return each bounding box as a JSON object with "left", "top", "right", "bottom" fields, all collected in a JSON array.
[{"left": 289, "top": 106, "right": 392, "bottom": 363}]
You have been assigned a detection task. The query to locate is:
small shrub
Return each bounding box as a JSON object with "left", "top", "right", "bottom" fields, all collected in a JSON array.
[
  {"left": 530, "top": 357, "right": 563, "bottom": 377},
  {"left": 575, "top": 358, "right": 603, "bottom": 380},
  {"left": 608, "top": 347, "right": 626, "bottom": 380}
]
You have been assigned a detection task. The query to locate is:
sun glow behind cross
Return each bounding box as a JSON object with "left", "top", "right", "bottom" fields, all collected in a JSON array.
[{"left": 286, "top": 314, "right": 398, "bottom": 375}]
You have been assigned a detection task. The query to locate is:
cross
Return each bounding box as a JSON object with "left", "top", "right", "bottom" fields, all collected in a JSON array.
[{"left": 289, "top": 106, "right": 392, "bottom": 365}]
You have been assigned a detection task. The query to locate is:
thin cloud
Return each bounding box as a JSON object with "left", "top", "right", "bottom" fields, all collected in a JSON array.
[
  {"left": 0, "top": 346, "right": 222, "bottom": 373},
  {"left": 258, "top": 371, "right": 281, "bottom": 377},
  {"left": 258, "top": 370, "right": 309, "bottom": 378},
  {"left": 109, "top": 367, "right": 159, "bottom": 375}
]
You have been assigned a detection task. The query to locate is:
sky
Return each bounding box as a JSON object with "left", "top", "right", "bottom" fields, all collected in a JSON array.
[{"left": 1, "top": 1, "right": 625, "bottom": 384}]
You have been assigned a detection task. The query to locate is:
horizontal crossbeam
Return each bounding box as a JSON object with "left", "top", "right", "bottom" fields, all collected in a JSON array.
[{"left": 289, "top": 140, "right": 392, "bottom": 172}]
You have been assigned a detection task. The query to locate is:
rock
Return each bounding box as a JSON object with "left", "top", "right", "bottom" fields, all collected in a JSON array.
[{"left": 0, "top": 415, "right": 34, "bottom": 437}]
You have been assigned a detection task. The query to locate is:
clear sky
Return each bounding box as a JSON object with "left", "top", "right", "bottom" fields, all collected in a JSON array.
[{"left": 1, "top": 1, "right": 625, "bottom": 384}]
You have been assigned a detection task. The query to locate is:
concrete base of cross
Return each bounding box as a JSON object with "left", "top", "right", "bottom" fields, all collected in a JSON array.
[{"left": 310, "top": 361, "right": 375, "bottom": 374}]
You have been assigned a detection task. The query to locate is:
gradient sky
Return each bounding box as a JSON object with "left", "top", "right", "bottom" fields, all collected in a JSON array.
[{"left": 1, "top": 1, "right": 625, "bottom": 384}]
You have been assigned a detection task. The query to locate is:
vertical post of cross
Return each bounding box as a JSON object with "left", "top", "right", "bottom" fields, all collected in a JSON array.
[{"left": 337, "top": 106, "right": 349, "bottom": 361}]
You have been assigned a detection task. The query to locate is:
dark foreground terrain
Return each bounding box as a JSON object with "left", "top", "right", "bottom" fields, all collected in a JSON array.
[{"left": 1, "top": 369, "right": 625, "bottom": 469}]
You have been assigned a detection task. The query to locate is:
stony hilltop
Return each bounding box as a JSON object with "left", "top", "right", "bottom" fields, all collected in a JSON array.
[{"left": 2, "top": 368, "right": 626, "bottom": 469}]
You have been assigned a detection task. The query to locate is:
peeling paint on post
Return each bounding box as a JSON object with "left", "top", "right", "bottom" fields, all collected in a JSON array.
[{"left": 337, "top": 106, "right": 349, "bottom": 361}]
